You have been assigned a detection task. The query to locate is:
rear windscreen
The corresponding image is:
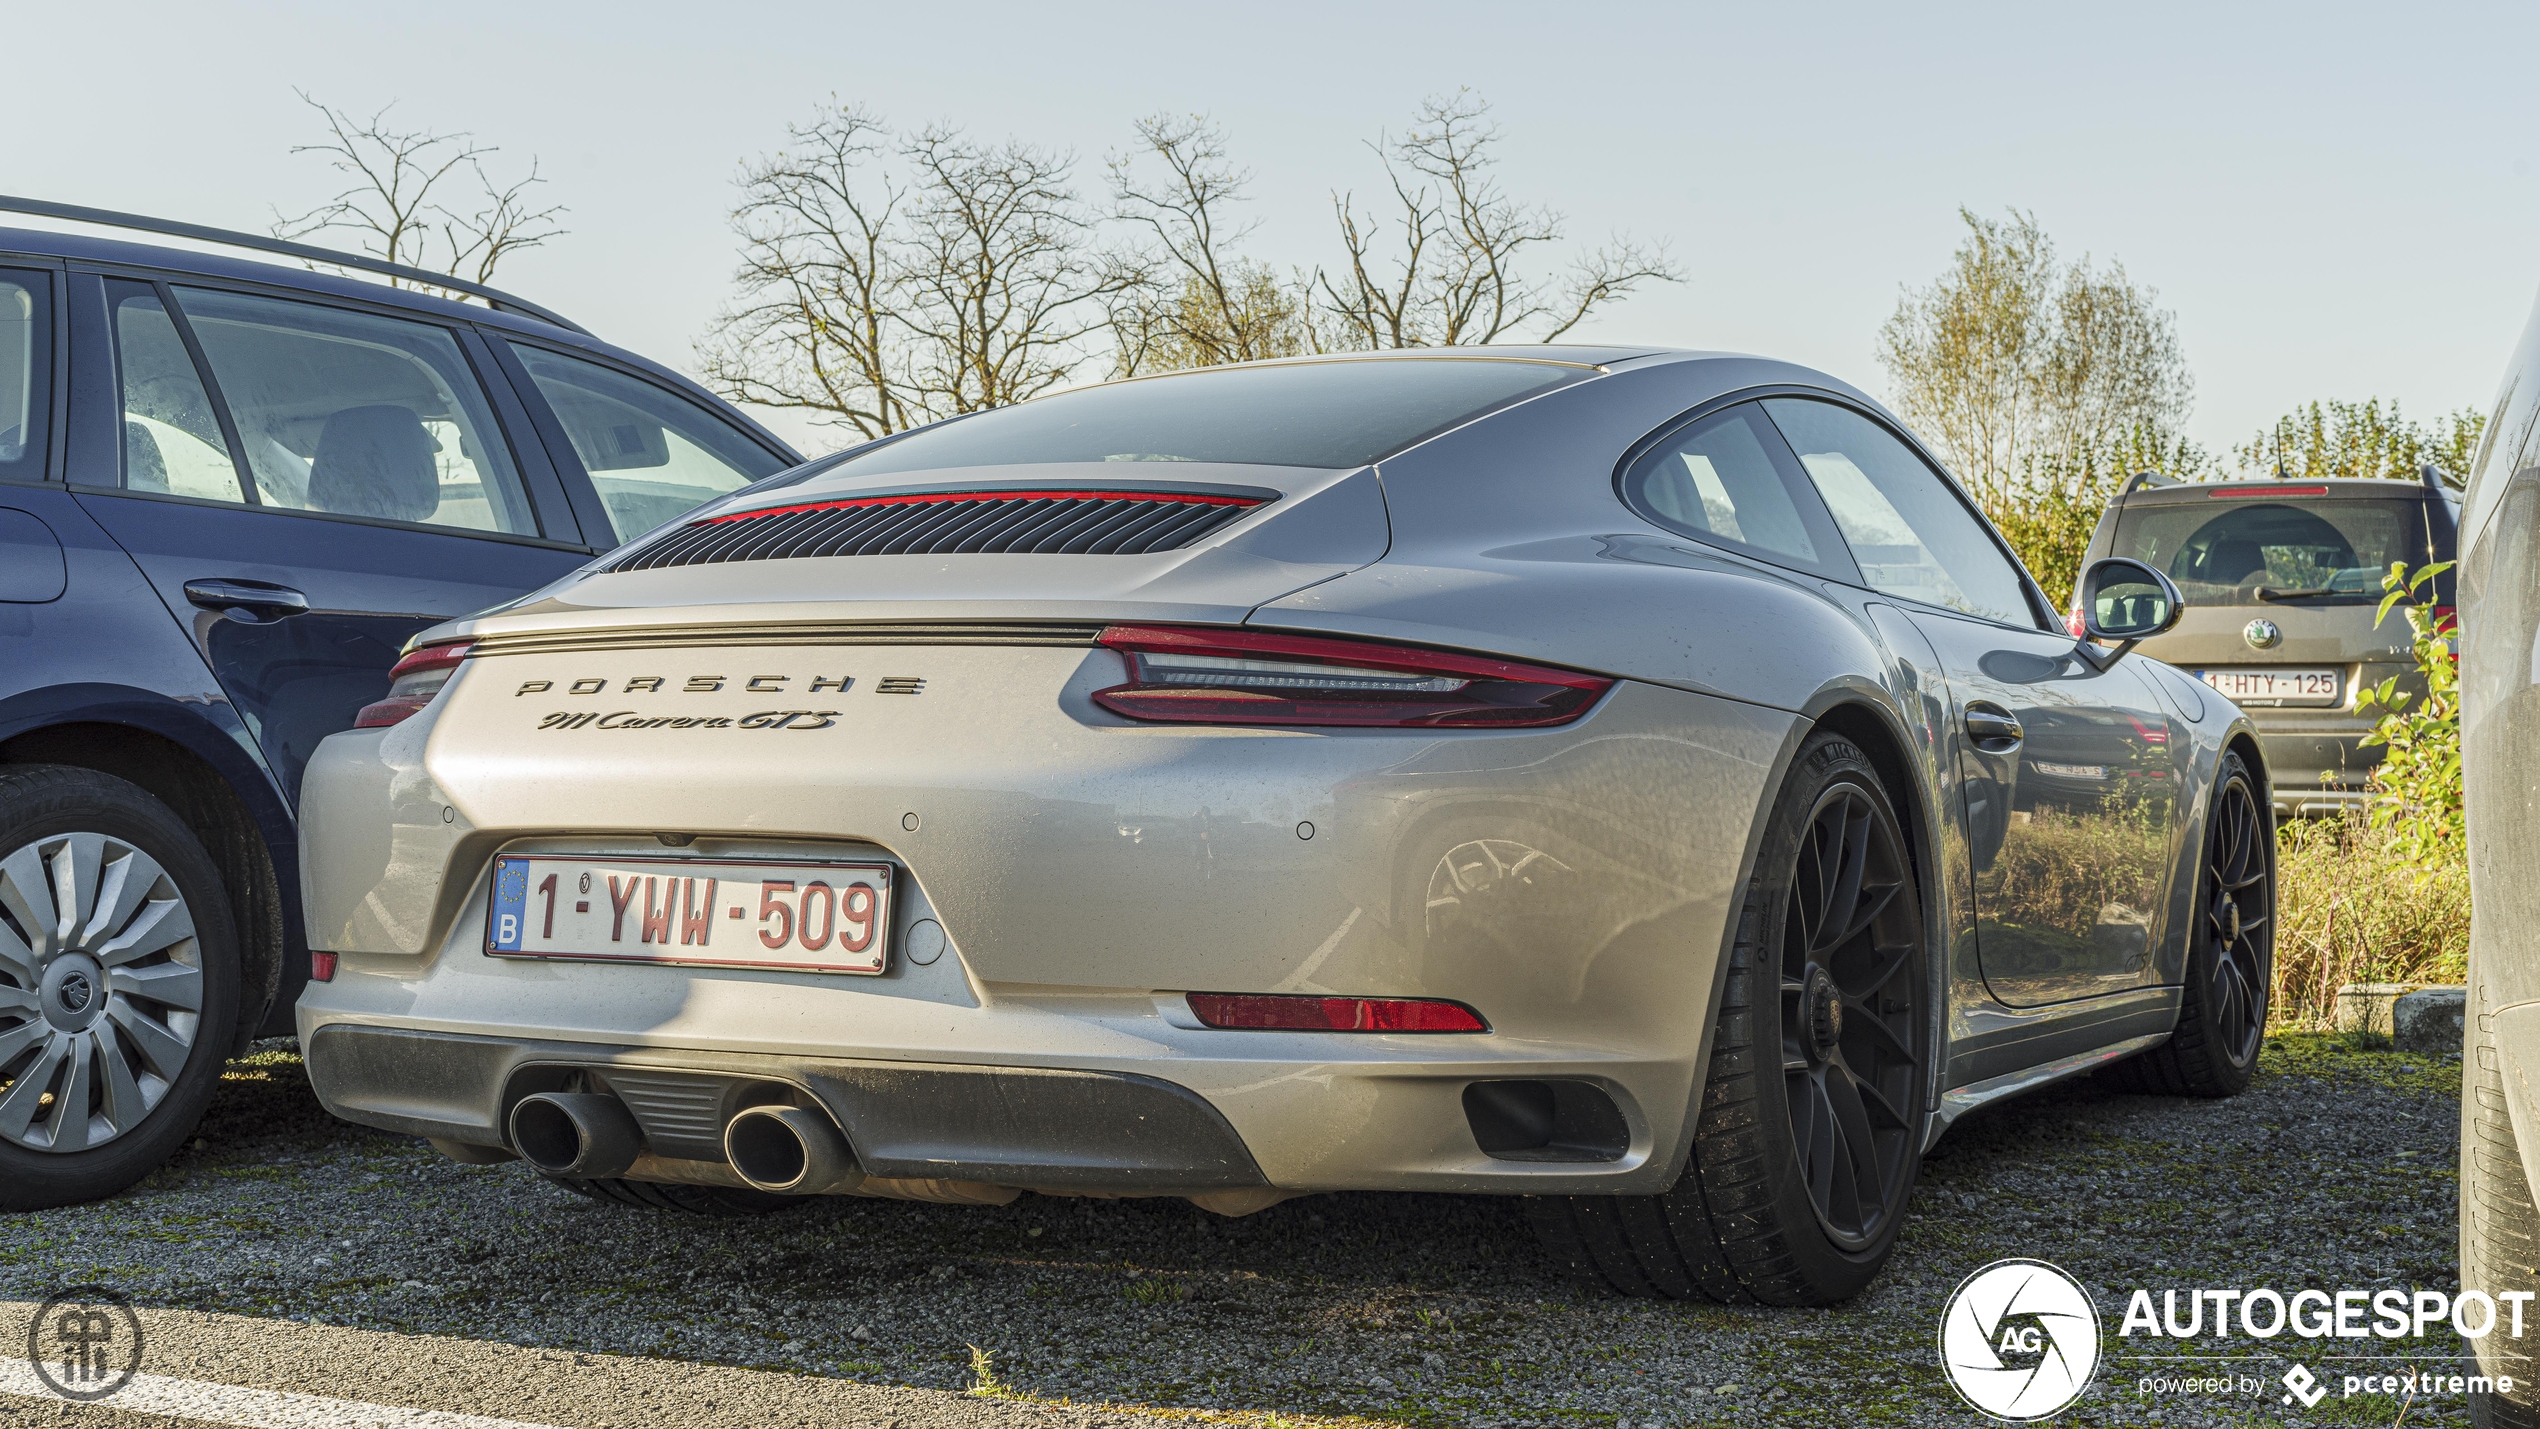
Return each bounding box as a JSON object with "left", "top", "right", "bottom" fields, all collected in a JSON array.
[
  {"left": 832, "top": 358, "right": 1587, "bottom": 474},
  {"left": 2110, "top": 498, "right": 2430, "bottom": 606}
]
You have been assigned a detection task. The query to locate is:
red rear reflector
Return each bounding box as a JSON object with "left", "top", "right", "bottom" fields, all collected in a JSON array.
[
  {"left": 2210, "top": 485, "right": 2329, "bottom": 497},
  {"left": 1093, "top": 625, "right": 1611, "bottom": 728},
  {"left": 310, "top": 951, "right": 338, "bottom": 982},
  {"left": 1186, "top": 992, "right": 1488, "bottom": 1033}
]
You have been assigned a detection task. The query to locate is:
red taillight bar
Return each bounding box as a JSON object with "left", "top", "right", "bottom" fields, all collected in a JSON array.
[
  {"left": 1096, "top": 625, "right": 1607, "bottom": 691},
  {"left": 2210, "top": 485, "right": 2329, "bottom": 497},
  {"left": 385, "top": 641, "right": 472, "bottom": 682},
  {"left": 700, "top": 489, "right": 1264, "bottom": 524},
  {"left": 353, "top": 640, "right": 473, "bottom": 729},
  {"left": 1185, "top": 992, "right": 1488, "bottom": 1033}
]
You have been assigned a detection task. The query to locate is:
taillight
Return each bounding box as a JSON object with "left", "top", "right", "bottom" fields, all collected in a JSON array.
[
  {"left": 354, "top": 641, "right": 473, "bottom": 728},
  {"left": 1092, "top": 625, "right": 1610, "bottom": 728},
  {"left": 309, "top": 951, "right": 338, "bottom": 982},
  {"left": 2432, "top": 604, "right": 2458, "bottom": 634},
  {"left": 2065, "top": 604, "right": 2088, "bottom": 639},
  {"left": 1185, "top": 992, "right": 1488, "bottom": 1032}
]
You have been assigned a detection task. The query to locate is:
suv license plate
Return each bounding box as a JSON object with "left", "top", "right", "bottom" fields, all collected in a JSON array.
[
  {"left": 2196, "top": 667, "right": 2341, "bottom": 707},
  {"left": 487, "top": 854, "right": 891, "bottom": 974}
]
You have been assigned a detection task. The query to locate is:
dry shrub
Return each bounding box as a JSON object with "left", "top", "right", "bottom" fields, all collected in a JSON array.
[{"left": 2268, "top": 814, "right": 2469, "bottom": 1029}]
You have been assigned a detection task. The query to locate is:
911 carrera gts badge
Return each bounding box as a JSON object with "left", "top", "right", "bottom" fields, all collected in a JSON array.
[{"left": 536, "top": 710, "right": 842, "bottom": 731}]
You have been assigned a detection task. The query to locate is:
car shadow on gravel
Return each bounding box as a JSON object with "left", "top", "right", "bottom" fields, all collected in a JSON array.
[{"left": 2, "top": 1033, "right": 2469, "bottom": 1428}]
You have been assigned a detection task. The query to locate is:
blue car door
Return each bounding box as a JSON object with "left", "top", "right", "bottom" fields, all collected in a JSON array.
[{"left": 68, "top": 275, "right": 593, "bottom": 803}]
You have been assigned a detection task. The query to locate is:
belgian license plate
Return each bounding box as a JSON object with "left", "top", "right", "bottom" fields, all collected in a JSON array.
[
  {"left": 2196, "top": 667, "right": 2341, "bottom": 707},
  {"left": 486, "top": 854, "right": 890, "bottom": 974}
]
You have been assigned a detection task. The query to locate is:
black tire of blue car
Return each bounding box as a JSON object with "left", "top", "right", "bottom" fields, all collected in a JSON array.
[
  {"left": 0, "top": 765, "right": 240, "bottom": 1211},
  {"left": 1529, "top": 733, "right": 1930, "bottom": 1305},
  {"left": 2465, "top": 1005, "right": 2540, "bottom": 1429},
  {"left": 542, "top": 1173, "right": 803, "bottom": 1216},
  {"left": 2100, "top": 749, "right": 2271, "bottom": 1099}
]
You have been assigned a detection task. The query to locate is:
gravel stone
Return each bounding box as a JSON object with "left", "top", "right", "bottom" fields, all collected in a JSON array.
[{"left": 0, "top": 1035, "right": 2468, "bottom": 1426}]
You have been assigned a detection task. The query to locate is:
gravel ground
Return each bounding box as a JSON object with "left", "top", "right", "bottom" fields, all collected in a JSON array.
[{"left": 0, "top": 1034, "right": 2468, "bottom": 1427}]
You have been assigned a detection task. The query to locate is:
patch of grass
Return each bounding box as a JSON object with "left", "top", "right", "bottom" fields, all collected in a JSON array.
[
  {"left": 967, "top": 1343, "right": 1007, "bottom": 1397},
  {"left": 2273, "top": 814, "right": 2469, "bottom": 1028},
  {"left": 1126, "top": 1276, "right": 1194, "bottom": 1306},
  {"left": 2261, "top": 1030, "right": 2462, "bottom": 1097}
]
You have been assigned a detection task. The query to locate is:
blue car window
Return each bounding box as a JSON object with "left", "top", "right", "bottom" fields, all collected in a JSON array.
[
  {"left": 0, "top": 272, "right": 49, "bottom": 476},
  {"left": 172, "top": 287, "right": 537, "bottom": 537},
  {"left": 107, "top": 282, "right": 244, "bottom": 502},
  {"left": 505, "top": 342, "right": 785, "bottom": 542}
]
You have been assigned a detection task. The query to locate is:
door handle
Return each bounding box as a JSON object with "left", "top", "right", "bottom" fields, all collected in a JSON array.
[
  {"left": 1964, "top": 702, "right": 2023, "bottom": 751},
  {"left": 183, "top": 579, "right": 309, "bottom": 624}
]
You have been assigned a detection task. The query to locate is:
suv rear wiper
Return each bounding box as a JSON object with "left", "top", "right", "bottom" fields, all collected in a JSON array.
[{"left": 2254, "top": 586, "right": 2336, "bottom": 601}]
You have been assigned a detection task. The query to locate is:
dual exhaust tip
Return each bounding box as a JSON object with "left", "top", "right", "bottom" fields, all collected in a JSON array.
[{"left": 508, "top": 1092, "right": 862, "bottom": 1194}]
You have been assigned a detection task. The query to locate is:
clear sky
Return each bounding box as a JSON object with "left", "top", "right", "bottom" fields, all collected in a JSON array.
[{"left": 7, "top": 0, "right": 2531, "bottom": 461}]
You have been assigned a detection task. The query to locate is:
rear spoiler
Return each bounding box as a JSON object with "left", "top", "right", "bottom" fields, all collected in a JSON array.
[{"left": 2121, "top": 470, "right": 2177, "bottom": 494}]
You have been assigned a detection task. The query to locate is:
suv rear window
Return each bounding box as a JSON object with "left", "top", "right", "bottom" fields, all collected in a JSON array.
[
  {"left": 2110, "top": 496, "right": 2431, "bottom": 606},
  {"left": 833, "top": 358, "right": 1586, "bottom": 475}
]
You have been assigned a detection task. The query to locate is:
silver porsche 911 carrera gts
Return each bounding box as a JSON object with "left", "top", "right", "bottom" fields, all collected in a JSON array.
[{"left": 294, "top": 348, "right": 2272, "bottom": 1305}]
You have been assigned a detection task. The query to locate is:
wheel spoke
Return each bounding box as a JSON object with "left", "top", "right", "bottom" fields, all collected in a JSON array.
[
  {"left": 1817, "top": 879, "right": 1901, "bottom": 961},
  {"left": 47, "top": 834, "right": 105, "bottom": 948},
  {"left": 0, "top": 844, "right": 62, "bottom": 960},
  {"left": 0, "top": 1033, "right": 66, "bottom": 1138},
  {"left": 0, "top": 1018, "right": 44, "bottom": 1066},
  {"left": 1843, "top": 999, "right": 1914, "bottom": 1064},
  {"left": 95, "top": 1028, "right": 149, "bottom": 1134},
  {"left": 95, "top": 897, "right": 194, "bottom": 967},
  {"left": 1836, "top": 927, "right": 1913, "bottom": 1000},
  {"left": 110, "top": 960, "right": 202, "bottom": 1013},
  {"left": 1822, "top": 1070, "right": 1882, "bottom": 1224},
  {"left": 0, "top": 918, "right": 34, "bottom": 984},
  {"left": 44, "top": 1031, "right": 95, "bottom": 1153},
  {"left": 0, "top": 983, "right": 37, "bottom": 1016},
  {"left": 1836, "top": 1057, "right": 1912, "bottom": 1131},
  {"left": 1817, "top": 801, "right": 1871, "bottom": 957},
  {"left": 106, "top": 998, "right": 193, "bottom": 1081},
  {"left": 80, "top": 848, "right": 162, "bottom": 950}
]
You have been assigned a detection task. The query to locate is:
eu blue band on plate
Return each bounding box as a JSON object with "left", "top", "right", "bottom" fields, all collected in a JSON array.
[{"left": 490, "top": 856, "right": 530, "bottom": 951}]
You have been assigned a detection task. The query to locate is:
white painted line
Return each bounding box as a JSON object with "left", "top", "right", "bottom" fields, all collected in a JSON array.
[{"left": 0, "top": 1356, "right": 571, "bottom": 1429}]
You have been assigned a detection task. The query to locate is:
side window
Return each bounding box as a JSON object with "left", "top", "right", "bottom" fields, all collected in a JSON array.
[
  {"left": 1762, "top": 398, "right": 2039, "bottom": 628},
  {"left": 1619, "top": 402, "right": 1847, "bottom": 572},
  {"left": 0, "top": 270, "right": 50, "bottom": 477},
  {"left": 106, "top": 280, "right": 244, "bottom": 502},
  {"left": 507, "top": 342, "right": 785, "bottom": 541},
  {"left": 170, "top": 287, "right": 537, "bottom": 537}
]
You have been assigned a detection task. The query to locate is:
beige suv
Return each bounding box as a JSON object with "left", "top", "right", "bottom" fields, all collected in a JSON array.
[{"left": 2076, "top": 470, "right": 2458, "bottom": 816}]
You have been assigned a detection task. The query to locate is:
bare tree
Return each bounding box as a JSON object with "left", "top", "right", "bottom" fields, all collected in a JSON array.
[
  {"left": 699, "top": 103, "right": 1129, "bottom": 441},
  {"left": 1107, "top": 115, "right": 1307, "bottom": 376},
  {"left": 1314, "top": 93, "right": 1677, "bottom": 349},
  {"left": 1878, "top": 208, "right": 2190, "bottom": 497},
  {"left": 273, "top": 92, "right": 565, "bottom": 285}
]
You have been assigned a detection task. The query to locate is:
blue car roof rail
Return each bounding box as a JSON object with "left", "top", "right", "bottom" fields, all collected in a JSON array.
[{"left": 0, "top": 194, "right": 591, "bottom": 337}]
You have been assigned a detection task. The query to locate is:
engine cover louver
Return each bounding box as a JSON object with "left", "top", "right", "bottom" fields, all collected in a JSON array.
[{"left": 610, "top": 488, "right": 1269, "bottom": 573}]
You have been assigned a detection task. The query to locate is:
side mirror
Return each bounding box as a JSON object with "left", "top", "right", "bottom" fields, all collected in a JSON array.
[{"left": 2075, "top": 557, "right": 2184, "bottom": 670}]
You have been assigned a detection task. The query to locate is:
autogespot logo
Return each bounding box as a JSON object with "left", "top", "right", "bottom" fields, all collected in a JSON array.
[{"left": 1939, "top": 1259, "right": 2103, "bottom": 1420}]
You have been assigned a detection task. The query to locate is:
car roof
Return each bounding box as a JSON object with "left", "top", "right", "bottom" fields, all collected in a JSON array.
[{"left": 0, "top": 222, "right": 802, "bottom": 463}]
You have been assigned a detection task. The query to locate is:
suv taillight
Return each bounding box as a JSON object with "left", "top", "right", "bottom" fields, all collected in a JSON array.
[
  {"left": 1092, "top": 626, "right": 1611, "bottom": 728},
  {"left": 354, "top": 641, "right": 473, "bottom": 728},
  {"left": 2065, "top": 604, "right": 2088, "bottom": 639}
]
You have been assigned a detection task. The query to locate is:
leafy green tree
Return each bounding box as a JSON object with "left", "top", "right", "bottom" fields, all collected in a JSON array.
[
  {"left": 1877, "top": 208, "right": 2191, "bottom": 496},
  {"left": 2234, "top": 399, "right": 2486, "bottom": 487}
]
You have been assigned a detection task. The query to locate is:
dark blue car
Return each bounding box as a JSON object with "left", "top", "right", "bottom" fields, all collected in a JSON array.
[{"left": 0, "top": 203, "right": 801, "bottom": 1207}]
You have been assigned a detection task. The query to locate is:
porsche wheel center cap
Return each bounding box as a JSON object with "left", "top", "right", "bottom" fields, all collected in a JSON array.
[{"left": 1803, "top": 965, "right": 1843, "bottom": 1062}]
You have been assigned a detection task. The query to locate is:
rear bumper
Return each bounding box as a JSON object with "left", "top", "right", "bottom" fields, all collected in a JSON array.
[
  {"left": 2243, "top": 715, "right": 2376, "bottom": 816},
  {"left": 302, "top": 1023, "right": 1266, "bottom": 1190}
]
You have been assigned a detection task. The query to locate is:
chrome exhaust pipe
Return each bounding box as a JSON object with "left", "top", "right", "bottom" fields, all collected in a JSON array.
[
  {"left": 723, "top": 1104, "right": 865, "bottom": 1195},
  {"left": 508, "top": 1092, "right": 642, "bottom": 1179}
]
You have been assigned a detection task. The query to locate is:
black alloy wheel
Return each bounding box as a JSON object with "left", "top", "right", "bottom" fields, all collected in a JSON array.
[
  {"left": 2200, "top": 773, "right": 2271, "bottom": 1066},
  {"left": 1779, "top": 781, "right": 1925, "bottom": 1249},
  {"left": 2103, "top": 749, "right": 2272, "bottom": 1098},
  {"left": 1527, "top": 733, "right": 1930, "bottom": 1306}
]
